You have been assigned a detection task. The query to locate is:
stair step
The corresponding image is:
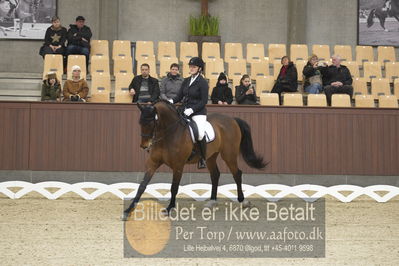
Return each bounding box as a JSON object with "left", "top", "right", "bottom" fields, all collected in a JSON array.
[
  {"left": 0, "top": 96, "right": 41, "bottom": 101},
  {"left": 0, "top": 90, "right": 41, "bottom": 96}
]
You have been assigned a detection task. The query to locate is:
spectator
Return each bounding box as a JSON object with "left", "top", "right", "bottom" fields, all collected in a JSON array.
[
  {"left": 66, "top": 16, "right": 92, "bottom": 69},
  {"left": 39, "top": 16, "right": 67, "bottom": 58},
  {"left": 63, "top": 65, "right": 89, "bottom": 102},
  {"left": 303, "top": 54, "right": 323, "bottom": 94},
  {"left": 211, "top": 72, "right": 233, "bottom": 105},
  {"left": 128, "top": 63, "right": 160, "bottom": 103},
  {"left": 271, "top": 56, "right": 298, "bottom": 104},
  {"left": 160, "top": 63, "right": 183, "bottom": 102},
  {"left": 41, "top": 72, "right": 61, "bottom": 102},
  {"left": 235, "top": 74, "right": 258, "bottom": 105},
  {"left": 320, "top": 55, "right": 353, "bottom": 106}
]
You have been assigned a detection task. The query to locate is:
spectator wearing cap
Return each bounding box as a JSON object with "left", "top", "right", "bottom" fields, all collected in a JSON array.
[
  {"left": 39, "top": 16, "right": 67, "bottom": 59},
  {"left": 63, "top": 65, "right": 89, "bottom": 102},
  {"left": 210, "top": 72, "right": 233, "bottom": 105},
  {"left": 41, "top": 72, "right": 61, "bottom": 102},
  {"left": 66, "top": 16, "right": 92, "bottom": 69}
]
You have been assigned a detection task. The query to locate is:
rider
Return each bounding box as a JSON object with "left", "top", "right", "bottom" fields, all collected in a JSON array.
[
  {"left": 170, "top": 57, "right": 209, "bottom": 169},
  {"left": 382, "top": 0, "right": 392, "bottom": 12}
]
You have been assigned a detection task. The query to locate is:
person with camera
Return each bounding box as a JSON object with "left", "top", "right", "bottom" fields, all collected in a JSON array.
[
  {"left": 63, "top": 65, "right": 89, "bottom": 102},
  {"left": 235, "top": 74, "right": 258, "bottom": 105},
  {"left": 303, "top": 54, "right": 324, "bottom": 94},
  {"left": 271, "top": 56, "right": 298, "bottom": 104}
]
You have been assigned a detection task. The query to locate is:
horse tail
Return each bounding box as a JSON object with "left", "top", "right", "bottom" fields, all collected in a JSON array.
[
  {"left": 367, "top": 9, "right": 376, "bottom": 27},
  {"left": 233, "top": 117, "right": 267, "bottom": 169}
]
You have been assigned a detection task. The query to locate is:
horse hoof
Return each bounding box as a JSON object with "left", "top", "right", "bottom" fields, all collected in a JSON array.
[
  {"left": 241, "top": 200, "right": 252, "bottom": 208},
  {"left": 204, "top": 200, "right": 218, "bottom": 208},
  {"left": 120, "top": 212, "right": 129, "bottom": 221}
]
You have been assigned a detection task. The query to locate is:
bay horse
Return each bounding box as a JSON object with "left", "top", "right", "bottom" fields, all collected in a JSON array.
[
  {"left": 122, "top": 100, "right": 267, "bottom": 220},
  {"left": 367, "top": 0, "right": 399, "bottom": 32}
]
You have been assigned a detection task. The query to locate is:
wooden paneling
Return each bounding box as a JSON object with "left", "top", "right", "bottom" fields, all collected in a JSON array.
[
  {"left": 0, "top": 103, "right": 30, "bottom": 170},
  {"left": 0, "top": 102, "right": 399, "bottom": 175}
]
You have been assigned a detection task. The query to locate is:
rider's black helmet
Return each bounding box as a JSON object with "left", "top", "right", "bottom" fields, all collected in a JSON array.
[{"left": 188, "top": 57, "right": 205, "bottom": 69}]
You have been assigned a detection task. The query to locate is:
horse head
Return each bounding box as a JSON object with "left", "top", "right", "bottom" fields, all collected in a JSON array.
[{"left": 137, "top": 103, "right": 157, "bottom": 150}]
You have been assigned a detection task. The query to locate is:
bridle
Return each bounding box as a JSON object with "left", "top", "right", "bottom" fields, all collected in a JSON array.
[{"left": 140, "top": 105, "right": 187, "bottom": 148}]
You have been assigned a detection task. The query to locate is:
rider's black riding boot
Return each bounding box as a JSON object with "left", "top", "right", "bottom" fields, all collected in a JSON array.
[{"left": 197, "top": 138, "right": 207, "bottom": 169}]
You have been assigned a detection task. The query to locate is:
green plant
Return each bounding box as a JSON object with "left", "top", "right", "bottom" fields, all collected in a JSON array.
[{"left": 189, "top": 15, "right": 219, "bottom": 36}]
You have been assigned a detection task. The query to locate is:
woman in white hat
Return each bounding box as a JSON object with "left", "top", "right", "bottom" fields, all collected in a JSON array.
[{"left": 63, "top": 65, "right": 89, "bottom": 102}]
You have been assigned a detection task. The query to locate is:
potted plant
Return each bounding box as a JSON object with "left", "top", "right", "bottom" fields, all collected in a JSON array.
[{"left": 188, "top": 0, "right": 220, "bottom": 57}]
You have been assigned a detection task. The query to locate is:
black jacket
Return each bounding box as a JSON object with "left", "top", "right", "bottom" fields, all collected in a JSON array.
[
  {"left": 44, "top": 26, "right": 67, "bottom": 47},
  {"left": 67, "top": 24, "right": 92, "bottom": 48},
  {"left": 303, "top": 62, "right": 322, "bottom": 88},
  {"left": 173, "top": 74, "right": 209, "bottom": 116},
  {"left": 128, "top": 75, "right": 160, "bottom": 103},
  {"left": 276, "top": 62, "right": 298, "bottom": 92},
  {"left": 235, "top": 85, "right": 257, "bottom": 105},
  {"left": 320, "top": 65, "right": 353, "bottom": 86},
  {"left": 211, "top": 84, "right": 233, "bottom": 104}
]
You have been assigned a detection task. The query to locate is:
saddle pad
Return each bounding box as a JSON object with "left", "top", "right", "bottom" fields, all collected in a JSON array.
[{"left": 188, "top": 121, "right": 215, "bottom": 143}]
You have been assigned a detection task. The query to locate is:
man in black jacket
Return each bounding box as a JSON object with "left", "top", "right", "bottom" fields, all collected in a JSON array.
[
  {"left": 128, "top": 63, "right": 160, "bottom": 103},
  {"left": 66, "top": 16, "right": 92, "bottom": 69},
  {"left": 320, "top": 55, "right": 353, "bottom": 106}
]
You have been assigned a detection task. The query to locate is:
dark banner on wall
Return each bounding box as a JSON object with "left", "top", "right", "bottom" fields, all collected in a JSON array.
[
  {"left": 0, "top": 0, "right": 56, "bottom": 40},
  {"left": 358, "top": 0, "right": 399, "bottom": 46}
]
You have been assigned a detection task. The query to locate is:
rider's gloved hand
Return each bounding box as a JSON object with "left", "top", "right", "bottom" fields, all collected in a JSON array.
[
  {"left": 168, "top": 99, "right": 174, "bottom": 104},
  {"left": 183, "top": 108, "right": 194, "bottom": 117}
]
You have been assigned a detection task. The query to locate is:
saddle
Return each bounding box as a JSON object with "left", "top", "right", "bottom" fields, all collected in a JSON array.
[{"left": 187, "top": 119, "right": 215, "bottom": 144}]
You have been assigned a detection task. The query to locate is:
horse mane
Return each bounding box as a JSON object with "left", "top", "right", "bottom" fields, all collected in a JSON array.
[{"left": 153, "top": 99, "right": 181, "bottom": 117}]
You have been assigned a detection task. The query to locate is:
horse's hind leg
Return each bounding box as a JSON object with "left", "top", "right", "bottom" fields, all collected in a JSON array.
[
  {"left": 221, "top": 151, "right": 244, "bottom": 203},
  {"left": 204, "top": 153, "right": 220, "bottom": 207},
  {"left": 122, "top": 160, "right": 161, "bottom": 220}
]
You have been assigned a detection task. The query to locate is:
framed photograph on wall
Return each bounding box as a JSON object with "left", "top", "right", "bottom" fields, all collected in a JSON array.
[
  {"left": 358, "top": 0, "right": 399, "bottom": 46},
  {"left": 0, "top": 0, "right": 57, "bottom": 40}
]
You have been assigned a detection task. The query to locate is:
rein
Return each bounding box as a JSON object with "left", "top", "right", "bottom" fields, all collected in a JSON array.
[{"left": 141, "top": 106, "right": 188, "bottom": 147}]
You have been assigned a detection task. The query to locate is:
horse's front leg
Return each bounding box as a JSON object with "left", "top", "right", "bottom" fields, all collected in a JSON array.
[
  {"left": 166, "top": 167, "right": 184, "bottom": 213},
  {"left": 122, "top": 159, "right": 161, "bottom": 220}
]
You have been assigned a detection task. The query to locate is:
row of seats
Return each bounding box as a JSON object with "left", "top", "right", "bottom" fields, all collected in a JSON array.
[
  {"left": 44, "top": 40, "right": 398, "bottom": 80},
  {"left": 92, "top": 40, "right": 397, "bottom": 65},
  {"left": 260, "top": 93, "right": 398, "bottom": 108}
]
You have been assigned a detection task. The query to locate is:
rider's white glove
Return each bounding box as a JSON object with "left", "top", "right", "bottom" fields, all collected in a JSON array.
[
  {"left": 168, "top": 99, "right": 173, "bottom": 104},
  {"left": 184, "top": 108, "right": 194, "bottom": 116}
]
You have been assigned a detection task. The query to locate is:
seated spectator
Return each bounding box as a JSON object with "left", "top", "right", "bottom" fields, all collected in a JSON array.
[
  {"left": 303, "top": 54, "right": 323, "bottom": 94},
  {"left": 160, "top": 63, "right": 183, "bottom": 102},
  {"left": 39, "top": 16, "right": 67, "bottom": 59},
  {"left": 271, "top": 56, "right": 298, "bottom": 104},
  {"left": 211, "top": 72, "right": 233, "bottom": 105},
  {"left": 41, "top": 72, "right": 61, "bottom": 102},
  {"left": 63, "top": 65, "right": 89, "bottom": 102},
  {"left": 66, "top": 16, "right": 92, "bottom": 69},
  {"left": 320, "top": 55, "right": 353, "bottom": 106},
  {"left": 129, "top": 63, "right": 160, "bottom": 103},
  {"left": 235, "top": 74, "right": 258, "bottom": 105}
]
